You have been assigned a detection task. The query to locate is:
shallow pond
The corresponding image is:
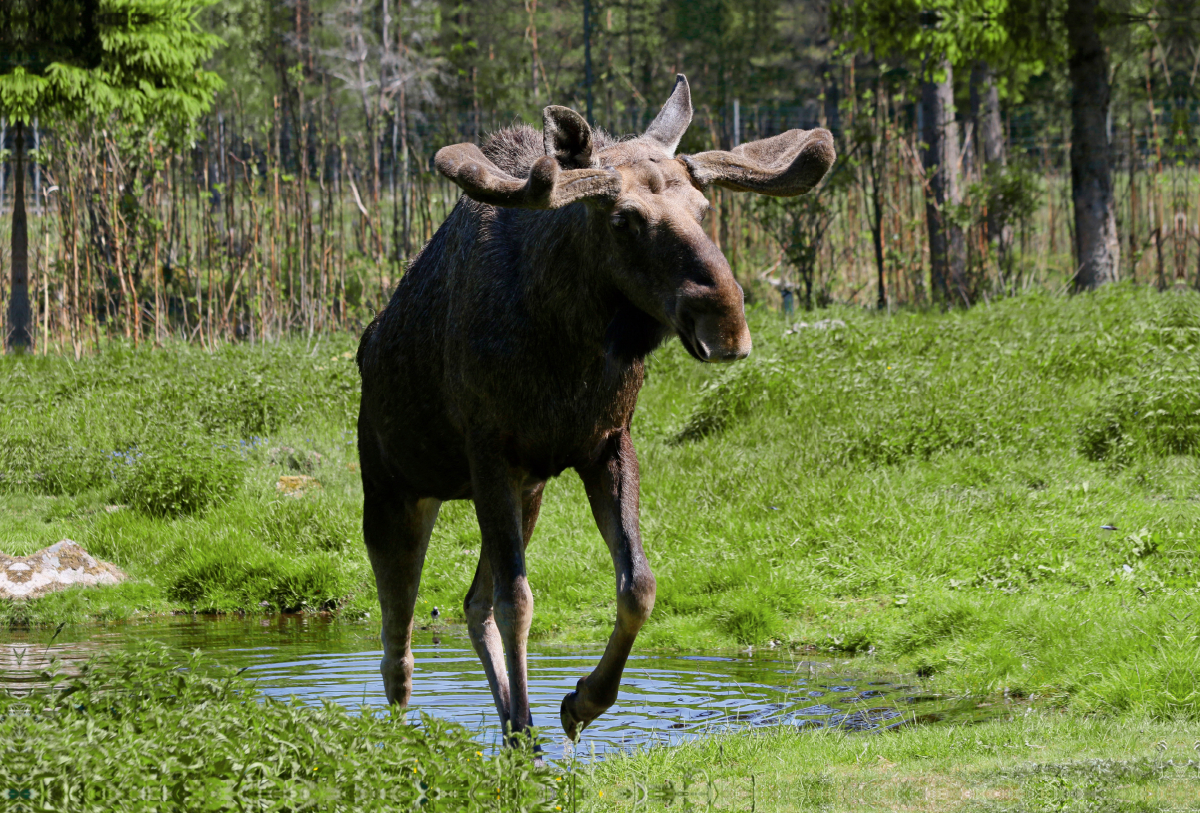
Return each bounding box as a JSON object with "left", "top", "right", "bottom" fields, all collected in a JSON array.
[{"left": 1, "top": 615, "right": 1017, "bottom": 760}]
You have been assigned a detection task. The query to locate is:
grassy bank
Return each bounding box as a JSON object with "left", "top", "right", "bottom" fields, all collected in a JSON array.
[
  {"left": 583, "top": 712, "right": 1200, "bottom": 811},
  {"left": 2, "top": 284, "right": 1198, "bottom": 719}
]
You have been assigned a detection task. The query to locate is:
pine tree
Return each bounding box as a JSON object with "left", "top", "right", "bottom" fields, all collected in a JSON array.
[{"left": 0, "top": 0, "right": 222, "bottom": 351}]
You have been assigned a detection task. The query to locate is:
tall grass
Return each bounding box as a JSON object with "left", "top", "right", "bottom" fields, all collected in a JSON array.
[{"left": 2, "top": 103, "right": 1196, "bottom": 355}]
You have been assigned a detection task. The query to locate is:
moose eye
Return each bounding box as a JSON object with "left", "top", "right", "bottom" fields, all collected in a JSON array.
[{"left": 611, "top": 210, "right": 644, "bottom": 235}]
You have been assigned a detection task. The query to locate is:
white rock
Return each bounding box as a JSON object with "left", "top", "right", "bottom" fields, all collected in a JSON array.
[
  {"left": 792, "top": 318, "right": 846, "bottom": 331},
  {"left": 0, "top": 540, "right": 128, "bottom": 599}
]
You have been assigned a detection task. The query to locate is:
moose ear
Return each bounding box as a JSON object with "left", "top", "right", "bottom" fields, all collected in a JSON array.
[
  {"left": 543, "top": 105, "right": 597, "bottom": 169},
  {"left": 436, "top": 142, "right": 620, "bottom": 209},
  {"left": 643, "top": 74, "right": 692, "bottom": 157},
  {"left": 681, "top": 128, "right": 836, "bottom": 197}
]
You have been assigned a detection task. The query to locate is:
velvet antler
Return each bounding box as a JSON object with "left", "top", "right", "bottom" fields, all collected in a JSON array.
[
  {"left": 681, "top": 128, "right": 836, "bottom": 197},
  {"left": 435, "top": 145, "right": 620, "bottom": 210}
]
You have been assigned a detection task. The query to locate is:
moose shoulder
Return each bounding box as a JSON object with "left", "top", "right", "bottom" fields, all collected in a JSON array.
[{"left": 356, "top": 75, "right": 833, "bottom": 746}]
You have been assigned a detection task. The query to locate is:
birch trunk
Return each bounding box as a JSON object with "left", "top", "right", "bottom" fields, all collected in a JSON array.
[{"left": 921, "top": 58, "right": 967, "bottom": 306}]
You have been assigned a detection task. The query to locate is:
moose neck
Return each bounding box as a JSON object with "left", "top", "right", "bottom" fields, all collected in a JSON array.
[{"left": 513, "top": 204, "right": 670, "bottom": 365}]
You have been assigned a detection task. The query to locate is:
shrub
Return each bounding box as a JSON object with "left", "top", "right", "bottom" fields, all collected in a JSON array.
[
  {"left": 1078, "top": 351, "right": 1200, "bottom": 463},
  {"left": 117, "top": 442, "right": 244, "bottom": 517},
  {"left": 673, "top": 356, "right": 792, "bottom": 442}
]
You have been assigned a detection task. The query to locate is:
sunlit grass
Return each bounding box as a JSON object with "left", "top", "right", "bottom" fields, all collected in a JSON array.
[{"left": 2, "top": 284, "right": 1198, "bottom": 719}]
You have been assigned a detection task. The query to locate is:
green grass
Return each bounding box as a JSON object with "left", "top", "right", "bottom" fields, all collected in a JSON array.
[
  {"left": 580, "top": 712, "right": 1200, "bottom": 811},
  {"left": 2, "top": 284, "right": 1198, "bottom": 721}
]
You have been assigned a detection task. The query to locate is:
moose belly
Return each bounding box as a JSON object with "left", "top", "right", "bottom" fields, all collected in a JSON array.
[{"left": 501, "top": 422, "right": 621, "bottom": 481}]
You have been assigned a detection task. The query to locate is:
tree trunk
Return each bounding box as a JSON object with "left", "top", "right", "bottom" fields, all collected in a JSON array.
[
  {"left": 970, "top": 60, "right": 1013, "bottom": 282},
  {"left": 583, "top": 0, "right": 594, "bottom": 125},
  {"left": 922, "top": 58, "right": 967, "bottom": 306},
  {"left": 7, "top": 122, "right": 31, "bottom": 351},
  {"left": 822, "top": 64, "right": 841, "bottom": 145},
  {"left": 1066, "top": 0, "right": 1119, "bottom": 289}
]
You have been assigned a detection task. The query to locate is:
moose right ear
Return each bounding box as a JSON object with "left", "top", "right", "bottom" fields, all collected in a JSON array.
[
  {"left": 543, "top": 105, "right": 597, "bottom": 169},
  {"left": 436, "top": 142, "right": 620, "bottom": 209}
]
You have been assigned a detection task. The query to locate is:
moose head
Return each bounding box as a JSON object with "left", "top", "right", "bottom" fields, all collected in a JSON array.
[{"left": 434, "top": 75, "right": 835, "bottom": 364}]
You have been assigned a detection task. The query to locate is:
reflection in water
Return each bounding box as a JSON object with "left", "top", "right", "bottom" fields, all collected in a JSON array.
[{"left": 0, "top": 615, "right": 1017, "bottom": 760}]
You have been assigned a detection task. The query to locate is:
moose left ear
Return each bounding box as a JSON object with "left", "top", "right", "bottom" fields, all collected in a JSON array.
[
  {"left": 681, "top": 128, "right": 836, "bottom": 197},
  {"left": 543, "top": 105, "right": 597, "bottom": 169}
]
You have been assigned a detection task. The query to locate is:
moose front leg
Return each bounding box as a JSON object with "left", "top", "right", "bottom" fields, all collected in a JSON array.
[{"left": 562, "top": 430, "right": 656, "bottom": 740}]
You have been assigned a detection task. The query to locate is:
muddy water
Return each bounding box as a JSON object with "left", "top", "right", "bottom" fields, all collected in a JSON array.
[{"left": 1, "top": 615, "right": 1015, "bottom": 760}]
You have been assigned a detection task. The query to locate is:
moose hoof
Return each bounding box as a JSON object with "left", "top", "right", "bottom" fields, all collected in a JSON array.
[
  {"left": 561, "top": 688, "right": 612, "bottom": 741},
  {"left": 379, "top": 657, "right": 414, "bottom": 706},
  {"left": 560, "top": 691, "right": 587, "bottom": 741}
]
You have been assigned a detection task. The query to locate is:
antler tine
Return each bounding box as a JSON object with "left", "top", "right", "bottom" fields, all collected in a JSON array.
[
  {"left": 435, "top": 143, "right": 621, "bottom": 210},
  {"left": 681, "top": 128, "right": 836, "bottom": 198}
]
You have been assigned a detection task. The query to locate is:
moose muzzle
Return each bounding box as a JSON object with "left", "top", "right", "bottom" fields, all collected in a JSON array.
[{"left": 674, "top": 279, "right": 752, "bottom": 363}]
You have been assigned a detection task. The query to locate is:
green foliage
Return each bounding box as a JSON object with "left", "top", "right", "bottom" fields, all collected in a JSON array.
[
  {"left": 0, "top": 434, "right": 111, "bottom": 495},
  {"left": 833, "top": 0, "right": 1060, "bottom": 84},
  {"left": 588, "top": 714, "right": 1200, "bottom": 805},
  {"left": 166, "top": 547, "right": 349, "bottom": 611},
  {"left": 718, "top": 595, "right": 784, "bottom": 645},
  {"left": 254, "top": 496, "right": 358, "bottom": 554},
  {"left": 1078, "top": 616, "right": 1200, "bottom": 718},
  {"left": 1078, "top": 296, "right": 1200, "bottom": 463},
  {"left": 187, "top": 370, "right": 291, "bottom": 436},
  {"left": 0, "top": 645, "right": 557, "bottom": 812},
  {"left": 951, "top": 161, "right": 1045, "bottom": 233},
  {"left": 115, "top": 441, "right": 244, "bottom": 517},
  {"left": 0, "top": 0, "right": 223, "bottom": 128},
  {"left": 673, "top": 355, "right": 792, "bottom": 442},
  {"left": 748, "top": 162, "right": 853, "bottom": 309}
]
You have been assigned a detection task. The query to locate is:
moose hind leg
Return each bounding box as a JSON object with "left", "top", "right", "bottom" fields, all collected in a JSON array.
[
  {"left": 363, "top": 488, "right": 441, "bottom": 706},
  {"left": 469, "top": 448, "right": 539, "bottom": 743},
  {"left": 464, "top": 483, "right": 544, "bottom": 727},
  {"left": 562, "top": 431, "right": 656, "bottom": 740}
]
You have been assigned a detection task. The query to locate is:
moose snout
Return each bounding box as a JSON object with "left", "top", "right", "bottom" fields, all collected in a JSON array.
[
  {"left": 688, "top": 311, "right": 752, "bottom": 362},
  {"left": 675, "top": 280, "right": 752, "bottom": 363}
]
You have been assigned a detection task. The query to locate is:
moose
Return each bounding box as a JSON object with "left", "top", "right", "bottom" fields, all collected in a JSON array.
[{"left": 356, "top": 75, "right": 834, "bottom": 745}]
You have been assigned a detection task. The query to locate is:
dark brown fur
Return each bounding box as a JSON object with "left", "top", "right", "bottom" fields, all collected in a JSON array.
[{"left": 356, "top": 76, "right": 833, "bottom": 745}]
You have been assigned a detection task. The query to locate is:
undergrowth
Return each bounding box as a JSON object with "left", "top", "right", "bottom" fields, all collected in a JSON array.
[{"left": 0, "top": 645, "right": 556, "bottom": 812}]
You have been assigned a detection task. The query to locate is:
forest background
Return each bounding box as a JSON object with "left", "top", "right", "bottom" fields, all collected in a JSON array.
[{"left": 0, "top": 0, "right": 1198, "bottom": 353}]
